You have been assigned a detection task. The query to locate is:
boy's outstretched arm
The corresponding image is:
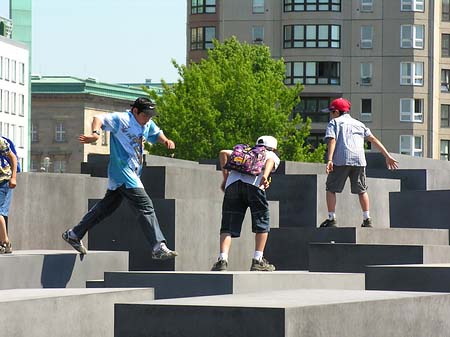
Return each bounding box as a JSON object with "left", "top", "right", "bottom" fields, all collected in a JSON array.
[
  {"left": 219, "top": 150, "right": 232, "bottom": 191},
  {"left": 366, "top": 135, "right": 399, "bottom": 170}
]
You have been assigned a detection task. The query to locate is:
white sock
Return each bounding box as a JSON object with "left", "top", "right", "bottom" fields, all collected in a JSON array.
[
  {"left": 328, "top": 212, "right": 336, "bottom": 220},
  {"left": 363, "top": 211, "right": 370, "bottom": 220},
  {"left": 219, "top": 252, "right": 228, "bottom": 261},
  {"left": 253, "top": 250, "right": 264, "bottom": 261}
]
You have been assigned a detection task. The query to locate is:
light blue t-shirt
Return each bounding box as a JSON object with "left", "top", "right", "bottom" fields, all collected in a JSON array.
[{"left": 97, "top": 110, "right": 161, "bottom": 190}]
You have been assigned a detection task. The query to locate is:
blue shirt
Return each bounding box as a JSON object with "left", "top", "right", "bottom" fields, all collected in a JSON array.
[
  {"left": 0, "top": 137, "right": 20, "bottom": 183},
  {"left": 325, "top": 114, "right": 372, "bottom": 166},
  {"left": 97, "top": 110, "right": 161, "bottom": 190}
]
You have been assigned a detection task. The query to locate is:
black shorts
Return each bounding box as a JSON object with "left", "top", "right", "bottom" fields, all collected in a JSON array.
[{"left": 326, "top": 165, "right": 367, "bottom": 194}]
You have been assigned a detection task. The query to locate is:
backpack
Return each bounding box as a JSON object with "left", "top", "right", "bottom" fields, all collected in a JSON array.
[
  {"left": 224, "top": 144, "right": 266, "bottom": 176},
  {"left": 1, "top": 137, "right": 21, "bottom": 173}
]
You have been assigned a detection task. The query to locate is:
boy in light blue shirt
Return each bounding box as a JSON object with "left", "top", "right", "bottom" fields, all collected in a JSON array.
[{"left": 63, "top": 97, "right": 178, "bottom": 260}]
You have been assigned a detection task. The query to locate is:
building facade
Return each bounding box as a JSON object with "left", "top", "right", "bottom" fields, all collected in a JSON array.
[
  {"left": 187, "top": 0, "right": 450, "bottom": 160},
  {"left": 0, "top": 30, "right": 30, "bottom": 170},
  {"left": 31, "top": 76, "right": 151, "bottom": 173}
]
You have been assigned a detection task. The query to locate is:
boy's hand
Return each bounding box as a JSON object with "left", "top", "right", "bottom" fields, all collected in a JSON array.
[
  {"left": 259, "top": 176, "right": 271, "bottom": 189},
  {"left": 386, "top": 156, "right": 399, "bottom": 170},
  {"left": 79, "top": 134, "right": 99, "bottom": 144},
  {"left": 9, "top": 177, "right": 16, "bottom": 189},
  {"left": 326, "top": 161, "right": 333, "bottom": 174}
]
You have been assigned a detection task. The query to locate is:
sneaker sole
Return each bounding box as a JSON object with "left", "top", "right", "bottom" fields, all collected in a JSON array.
[
  {"left": 151, "top": 252, "right": 178, "bottom": 261},
  {"left": 62, "top": 233, "right": 87, "bottom": 255}
]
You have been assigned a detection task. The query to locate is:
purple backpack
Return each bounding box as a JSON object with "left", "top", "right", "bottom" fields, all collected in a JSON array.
[{"left": 224, "top": 144, "right": 266, "bottom": 176}]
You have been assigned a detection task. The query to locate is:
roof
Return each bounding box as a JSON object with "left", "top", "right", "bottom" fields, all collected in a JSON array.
[{"left": 31, "top": 75, "right": 162, "bottom": 101}]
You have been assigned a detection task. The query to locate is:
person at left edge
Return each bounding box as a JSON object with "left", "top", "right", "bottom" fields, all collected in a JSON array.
[{"left": 62, "top": 97, "right": 178, "bottom": 260}]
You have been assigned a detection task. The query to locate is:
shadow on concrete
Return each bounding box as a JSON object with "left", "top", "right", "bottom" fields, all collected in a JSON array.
[{"left": 41, "top": 254, "right": 77, "bottom": 288}]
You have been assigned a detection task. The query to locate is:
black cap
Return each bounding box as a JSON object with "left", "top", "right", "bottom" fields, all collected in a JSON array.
[{"left": 131, "top": 97, "right": 157, "bottom": 116}]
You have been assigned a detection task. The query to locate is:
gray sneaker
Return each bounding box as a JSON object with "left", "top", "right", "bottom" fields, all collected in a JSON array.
[
  {"left": 0, "top": 241, "right": 12, "bottom": 254},
  {"left": 152, "top": 245, "right": 178, "bottom": 260},
  {"left": 211, "top": 259, "right": 228, "bottom": 271},
  {"left": 62, "top": 230, "right": 87, "bottom": 255},
  {"left": 361, "top": 218, "right": 373, "bottom": 228},
  {"left": 250, "top": 257, "right": 275, "bottom": 272},
  {"left": 319, "top": 218, "right": 337, "bottom": 228}
]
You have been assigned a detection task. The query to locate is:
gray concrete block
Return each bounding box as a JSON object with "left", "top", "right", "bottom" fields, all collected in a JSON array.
[
  {"left": 103, "top": 270, "right": 365, "bottom": 299},
  {"left": 114, "top": 289, "right": 450, "bottom": 337},
  {"left": 309, "top": 243, "right": 450, "bottom": 273},
  {"left": 366, "top": 264, "right": 450, "bottom": 292},
  {"left": 0, "top": 250, "right": 128, "bottom": 289},
  {"left": 0, "top": 288, "right": 152, "bottom": 337}
]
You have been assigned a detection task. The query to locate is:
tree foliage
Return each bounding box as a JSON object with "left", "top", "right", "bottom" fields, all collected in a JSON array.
[{"left": 145, "top": 37, "right": 325, "bottom": 162}]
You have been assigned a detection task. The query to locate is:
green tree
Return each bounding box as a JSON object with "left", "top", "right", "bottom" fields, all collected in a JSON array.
[{"left": 145, "top": 36, "right": 325, "bottom": 162}]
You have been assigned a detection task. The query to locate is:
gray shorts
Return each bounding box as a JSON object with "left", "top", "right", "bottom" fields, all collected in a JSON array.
[{"left": 326, "top": 165, "right": 367, "bottom": 194}]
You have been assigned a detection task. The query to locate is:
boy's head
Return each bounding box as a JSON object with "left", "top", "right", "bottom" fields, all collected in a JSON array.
[
  {"left": 131, "top": 97, "right": 157, "bottom": 117},
  {"left": 256, "top": 136, "right": 277, "bottom": 151},
  {"left": 321, "top": 98, "right": 351, "bottom": 116}
]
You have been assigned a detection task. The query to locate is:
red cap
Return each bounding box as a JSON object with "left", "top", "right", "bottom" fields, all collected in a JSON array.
[{"left": 321, "top": 98, "right": 351, "bottom": 113}]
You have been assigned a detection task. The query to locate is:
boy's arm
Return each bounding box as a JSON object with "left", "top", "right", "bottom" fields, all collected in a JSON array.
[
  {"left": 79, "top": 117, "right": 103, "bottom": 144},
  {"left": 7, "top": 150, "right": 17, "bottom": 189},
  {"left": 259, "top": 158, "right": 275, "bottom": 189},
  {"left": 326, "top": 138, "right": 336, "bottom": 174},
  {"left": 219, "top": 150, "right": 232, "bottom": 191},
  {"left": 366, "top": 135, "right": 399, "bottom": 170},
  {"left": 157, "top": 132, "right": 175, "bottom": 149}
]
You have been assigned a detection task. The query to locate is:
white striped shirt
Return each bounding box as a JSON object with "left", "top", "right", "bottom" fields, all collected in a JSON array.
[{"left": 325, "top": 114, "right": 372, "bottom": 166}]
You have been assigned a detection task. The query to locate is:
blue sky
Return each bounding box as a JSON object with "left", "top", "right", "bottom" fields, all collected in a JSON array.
[{"left": 1, "top": 0, "right": 186, "bottom": 83}]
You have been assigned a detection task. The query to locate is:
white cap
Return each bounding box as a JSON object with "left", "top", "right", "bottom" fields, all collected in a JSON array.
[{"left": 256, "top": 135, "right": 277, "bottom": 150}]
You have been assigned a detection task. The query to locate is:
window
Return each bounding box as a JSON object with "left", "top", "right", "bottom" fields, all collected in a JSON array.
[
  {"left": 19, "top": 62, "right": 24, "bottom": 84},
  {"left": 18, "top": 126, "right": 24, "bottom": 148},
  {"left": 360, "top": 63, "right": 372, "bottom": 85},
  {"left": 284, "top": 0, "right": 341, "bottom": 12},
  {"left": 0, "top": 56, "right": 2, "bottom": 79},
  {"left": 401, "top": 25, "right": 424, "bottom": 49},
  {"left": 11, "top": 60, "right": 16, "bottom": 83},
  {"left": 294, "top": 97, "right": 331, "bottom": 122},
  {"left": 4, "top": 90, "right": 9, "bottom": 113},
  {"left": 0, "top": 122, "right": 2, "bottom": 136},
  {"left": 400, "top": 98, "right": 423, "bottom": 122},
  {"left": 443, "top": 34, "right": 450, "bottom": 57},
  {"left": 11, "top": 92, "right": 16, "bottom": 115},
  {"left": 444, "top": 0, "right": 450, "bottom": 21},
  {"left": 191, "top": 26, "right": 216, "bottom": 50},
  {"left": 253, "top": 0, "right": 265, "bottom": 13},
  {"left": 400, "top": 62, "right": 423, "bottom": 86},
  {"left": 55, "top": 122, "right": 65, "bottom": 142},
  {"left": 4, "top": 58, "right": 9, "bottom": 81},
  {"left": 400, "top": 135, "right": 423, "bottom": 156},
  {"left": 360, "top": 26, "right": 373, "bottom": 48},
  {"left": 401, "top": 0, "right": 424, "bottom": 12},
  {"left": 53, "top": 160, "right": 66, "bottom": 173},
  {"left": 441, "top": 140, "right": 450, "bottom": 160},
  {"left": 30, "top": 158, "right": 38, "bottom": 172},
  {"left": 285, "top": 61, "right": 340, "bottom": 85},
  {"left": 441, "top": 104, "right": 450, "bottom": 127},
  {"left": 0, "top": 89, "right": 2, "bottom": 112},
  {"left": 360, "top": 98, "right": 372, "bottom": 121},
  {"left": 31, "top": 123, "right": 38, "bottom": 142},
  {"left": 284, "top": 25, "right": 340, "bottom": 48},
  {"left": 191, "top": 0, "right": 216, "bottom": 14},
  {"left": 360, "top": 0, "right": 373, "bottom": 12},
  {"left": 3, "top": 123, "right": 8, "bottom": 138},
  {"left": 252, "top": 26, "right": 264, "bottom": 44},
  {"left": 19, "top": 94, "right": 24, "bottom": 116},
  {"left": 442, "top": 69, "right": 450, "bottom": 92}
]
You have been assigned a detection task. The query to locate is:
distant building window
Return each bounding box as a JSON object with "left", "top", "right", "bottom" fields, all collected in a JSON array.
[
  {"left": 443, "top": 34, "right": 450, "bottom": 57},
  {"left": 0, "top": 89, "right": 2, "bottom": 112},
  {"left": 253, "top": 0, "right": 265, "bottom": 13},
  {"left": 285, "top": 61, "right": 340, "bottom": 85},
  {"left": 400, "top": 62, "right": 423, "bottom": 86},
  {"left": 55, "top": 122, "right": 66, "bottom": 142},
  {"left": 444, "top": 0, "right": 450, "bottom": 21},
  {"left": 190, "top": 26, "right": 216, "bottom": 50},
  {"left": 0, "top": 56, "right": 2, "bottom": 79},
  {"left": 19, "top": 94, "right": 24, "bottom": 116},
  {"left": 18, "top": 126, "right": 24, "bottom": 148},
  {"left": 360, "top": 98, "right": 372, "bottom": 122},
  {"left": 360, "top": 63, "right": 372, "bottom": 85},
  {"left": 400, "top": 135, "right": 423, "bottom": 157},
  {"left": 11, "top": 92, "right": 16, "bottom": 115},
  {"left": 4, "top": 58, "right": 9, "bottom": 81},
  {"left": 31, "top": 123, "right": 38, "bottom": 142},
  {"left": 360, "top": 0, "right": 373, "bottom": 12},
  {"left": 191, "top": 0, "right": 216, "bottom": 14},
  {"left": 400, "top": 98, "right": 423, "bottom": 122},
  {"left": 3, "top": 123, "right": 8, "bottom": 138},
  {"left": 442, "top": 69, "right": 450, "bottom": 92},
  {"left": 441, "top": 104, "right": 450, "bottom": 127},
  {"left": 252, "top": 26, "right": 264, "bottom": 44},
  {"left": 284, "top": 0, "right": 341, "bottom": 12},
  {"left": 53, "top": 160, "right": 66, "bottom": 173},
  {"left": 284, "top": 25, "right": 340, "bottom": 48},
  {"left": 401, "top": 0, "right": 424, "bottom": 12},
  {"left": 4, "top": 90, "right": 9, "bottom": 113},
  {"left": 360, "top": 25, "right": 373, "bottom": 48},
  {"left": 11, "top": 60, "right": 16, "bottom": 83},
  {"left": 19, "top": 62, "right": 25, "bottom": 84},
  {"left": 401, "top": 25, "right": 424, "bottom": 49},
  {"left": 294, "top": 97, "right": 332, "bottom": 123},
  {"left": 441, "top": 140, "right": 450, "bottom": 160}
]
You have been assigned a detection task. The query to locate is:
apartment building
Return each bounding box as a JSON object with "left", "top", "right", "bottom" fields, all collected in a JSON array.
[
  {"left": 187, "top": 0, "right": 450, "bottom": 159},
  {"left": 0, "top": 22, "right": 30, "bottom": 170}
]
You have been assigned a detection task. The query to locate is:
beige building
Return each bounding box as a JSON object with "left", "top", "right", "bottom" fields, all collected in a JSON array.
[
  {"left": 187, "top": 0, "right": 450, "bottom": 160},
  {"left": 31, "top": 76, "right": 152, "bottom": 173}
]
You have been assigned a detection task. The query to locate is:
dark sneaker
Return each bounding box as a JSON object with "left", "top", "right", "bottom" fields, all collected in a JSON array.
[
  {"left": 62, "top": 230, "right": 87, "bottom": 255},
  {"left": 319, "top": 218, "right": 337, "bottom": 228},
  {"left": 361, "top": 218, "right": 373, "bottom": 228},
  {"left": 211, "top": 259, "right": 228, "bottom": 271},
  {"left": 1, "top": 242, "right": 12, "bottom": 254},
  {"left": 152, "top": 245, "right": 178, "bottom": 260},
  {"left": 250, "top": 257, "right": 275, "bottom": 272}
]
